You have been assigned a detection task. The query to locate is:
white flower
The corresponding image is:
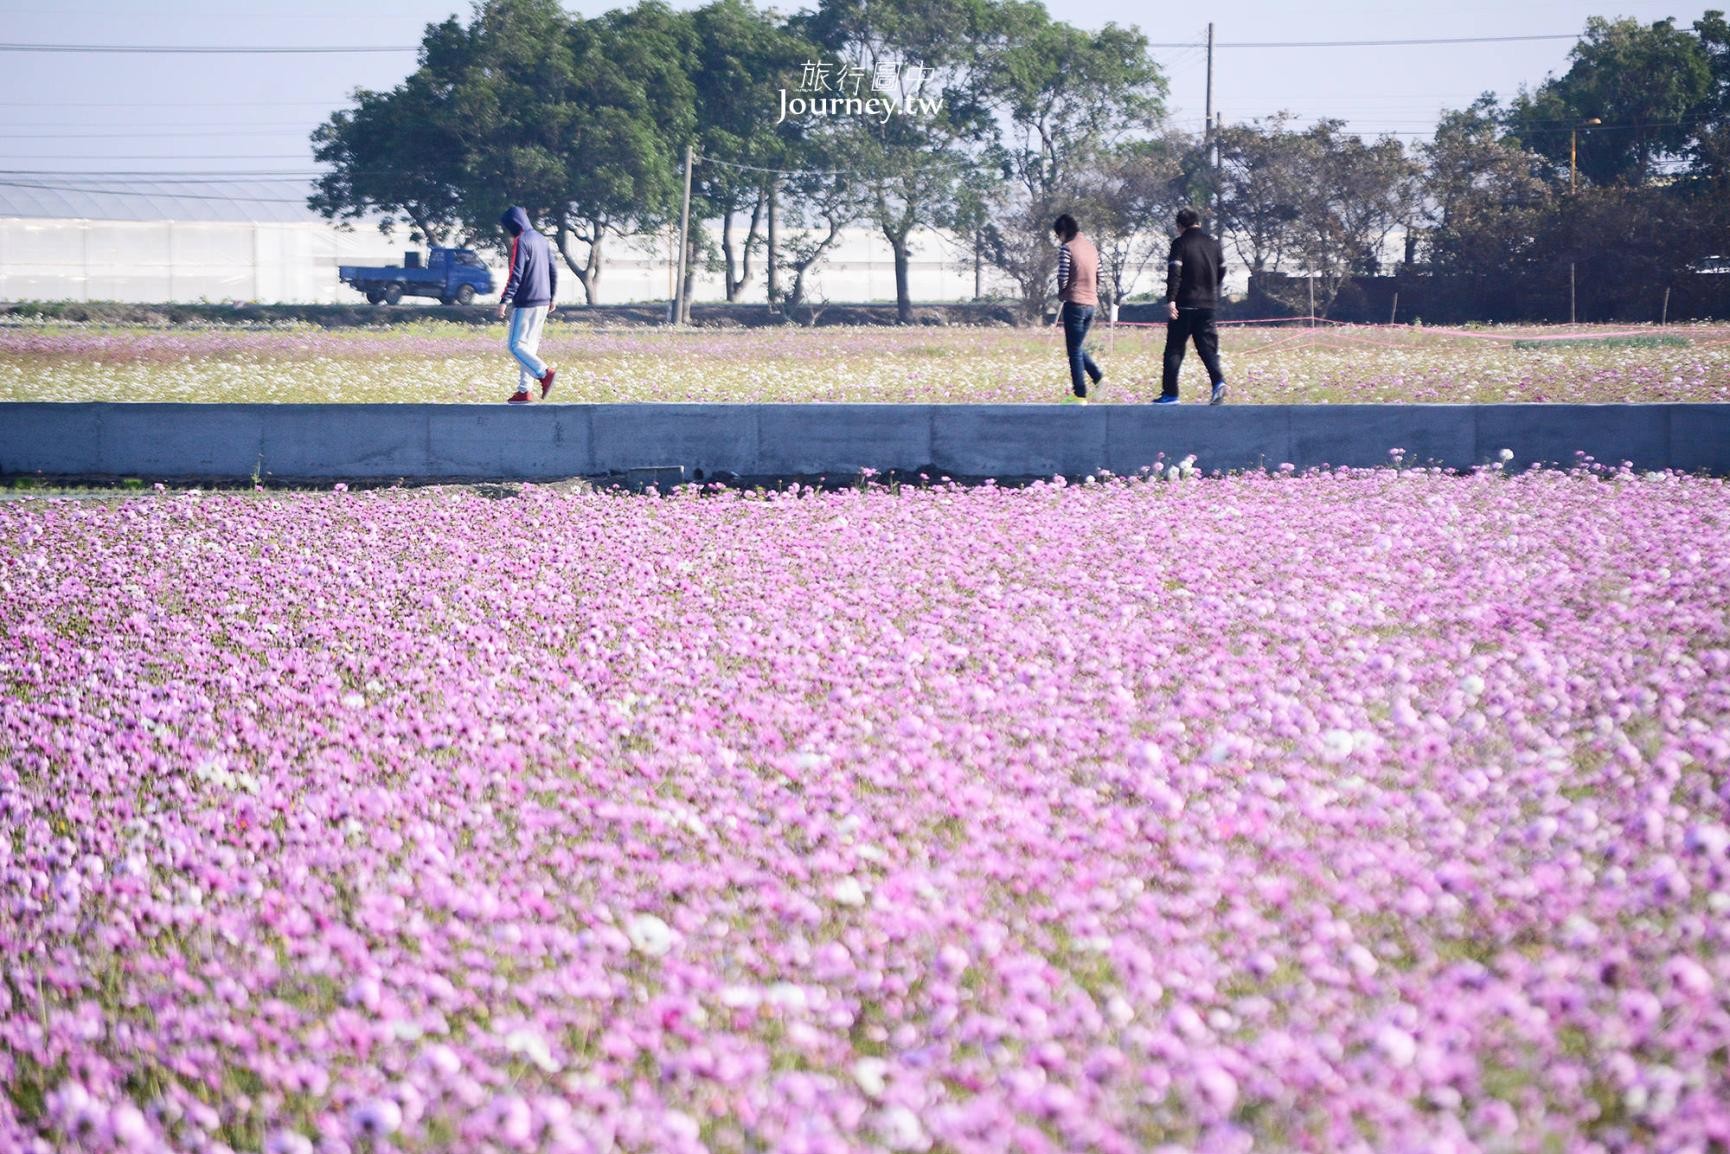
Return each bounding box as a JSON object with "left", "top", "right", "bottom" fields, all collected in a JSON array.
[
  {"left": 1375, "top": 1025, "right": 1417, "bottom": 1068},
  {"left": 853, "top": 1057, "right": 889, "bottom": 1098},
  {"left": 830, "top": 877, "right": 867, "bottom": 907},
  {"left": 1498, "top": 448, "right": 1515, "bottom": 462},
  {"left": 626, "top": 912, "right": 674, "bottom": 957},
  {"left": 505, "top": 1027, "right": 561, "bottom": 1073},
  {"left": 877, "top": 1105, "right": 929, "bottom": 1151},
  {"left": 1460, "top": 674, "right": 1485, "bottom": 698},
  {"left": 766, "top": 982, "right": 808, "bottom": 1011},
  {"left": 341, "top": 691, "right": 366, "bottom": 710},
  {"left": 1321, "top": 729, "right": 1357, "bottom": 761}
]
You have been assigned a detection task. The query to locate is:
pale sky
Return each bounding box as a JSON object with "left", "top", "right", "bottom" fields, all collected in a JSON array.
[{"left": 0, "top": 0, "right": 1715, "bottom": 182}]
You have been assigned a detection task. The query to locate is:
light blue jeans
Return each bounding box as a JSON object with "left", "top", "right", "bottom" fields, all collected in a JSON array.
[{"left": 506, "top": 304, "right": 549, "bottom": 393}]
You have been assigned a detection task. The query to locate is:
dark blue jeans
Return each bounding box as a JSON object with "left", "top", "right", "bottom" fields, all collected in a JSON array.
[{"left": 1061, "top": 302, "right": 1103, "bottom": 397}]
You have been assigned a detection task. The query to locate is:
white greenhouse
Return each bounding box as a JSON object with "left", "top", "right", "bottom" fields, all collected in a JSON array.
[{"left": 0, "top": 175, "right": 1012, "bottom": 306}]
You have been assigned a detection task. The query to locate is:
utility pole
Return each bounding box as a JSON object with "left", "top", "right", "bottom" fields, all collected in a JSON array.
[
  {"left": 1204, "top": 23, "right": 1214, "bottom": 135},
  {"left": 671, "top": 143, "right": 694, "bottom": 325},
  {"left": 766, "top": 177, "right": 778, "bottom": 316},
  {"left": 1204, "top": 23, "right": 1214, "bottom": 220}
]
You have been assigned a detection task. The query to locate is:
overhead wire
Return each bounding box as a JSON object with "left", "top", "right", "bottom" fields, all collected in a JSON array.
[
  {"left": 0, "top": 30, "right": 1584, "bottom": 55},
  {"left": 0, "top": 42, "right": 416, "bottom": 54}
]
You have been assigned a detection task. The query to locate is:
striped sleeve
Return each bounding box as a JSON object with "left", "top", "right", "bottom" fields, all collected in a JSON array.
[{"left": 1056, "top": 245, "right": 1072, "bottom": 295}]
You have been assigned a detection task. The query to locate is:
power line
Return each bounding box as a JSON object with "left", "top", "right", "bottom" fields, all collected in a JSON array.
[
  {"left": 0, "top": 31, "right": 1584, "bottom": 55},
  {"left": 0, "top": 154, "right": 315, "bottom": 160},
  {"left": 694, "top": 152, "right": 861, "bottom": 178},
  {"left": 0, "top": 42, "right": 415, "bottom": 54},
  {"left": 0, "top": 100, "right": 337, "bottom": 108},
  {"left": 0, "top": 179, "right": 308, "bottom": 203},
  {"left": 0, "top": 169, "right": 322, "bottom": 177},
  {"left": 0, "top": 129, "right": 316, "bottom": 139},
  {"left": 1212, "top": 33, "right": 1579, "bottom": 48}
]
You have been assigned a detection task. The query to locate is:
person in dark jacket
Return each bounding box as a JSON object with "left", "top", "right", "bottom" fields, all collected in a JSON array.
[
  {"left": 1158, "top": 207, "right": 1227, "bottom": 405},
  {"left": 497, "top": 206, "right": 558, "bottom": 404},
  {"left": 1052, "top": 213, "right": 1105, "bottom": 401}
]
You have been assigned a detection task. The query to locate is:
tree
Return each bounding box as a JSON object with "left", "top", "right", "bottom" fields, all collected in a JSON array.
[
  {"left": 309, "top": 18, "right": 473, "bottom": 246},
  {"left": 1289, "top": 123, "right": 1419, "bottom": 316},
  {"left": 1416, "top": 97, "right": 1552, "bottom": 316},
  {"left": 1505, "top": 17, "right": 1712, "bottom": 187},
  {"left": 773, "top": 139, "right": 862, "bottom": 314},
  {"left": 979, "top": 2, "right": 1165, "bottom": 318},
  {"left": 683, "top": 0, "right": 816, "bottom": 306},
  {"left": 1213, "top": 115, "right": 1311, "bottom": 277},
  {"left": 554, "top": 2, "right": 695, "bottom": 304},
  {"left": 798, "top": 0, "right": 998, "bottom": 323},
  {"left": 312, "top": 0, "right": 693, "bottom": 305},
  {"left": 1688, "top": 10, "right": 1730, "bottom": 182},
  {"left": 1073, "top": 135, "right": 1190, "bottom": 308}
]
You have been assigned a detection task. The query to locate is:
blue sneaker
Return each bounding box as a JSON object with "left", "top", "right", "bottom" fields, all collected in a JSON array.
[
  {"left": 1153, "top": 394, "right": 1179, "bottom": 405},
  {"left": 1210, "top": 381, "right": 1227, "bottom": 406}
]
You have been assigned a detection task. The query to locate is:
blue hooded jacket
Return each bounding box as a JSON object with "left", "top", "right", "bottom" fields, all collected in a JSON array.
[{"left": 499, "top": 206, "right": 557, "bottom": 308}]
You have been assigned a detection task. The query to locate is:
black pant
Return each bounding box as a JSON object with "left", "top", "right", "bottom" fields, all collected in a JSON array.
[
  {"left": 1162, "top": 307, "right": 1224, "bottom": 398},
  {"left": 1061, "top": 302, "right": 1103, "bottom": 397}
]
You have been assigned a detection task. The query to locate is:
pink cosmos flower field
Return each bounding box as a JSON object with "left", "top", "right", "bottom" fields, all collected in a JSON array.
[{"left": 3, "top": 468, "right": 1729, "bottom": 1153}]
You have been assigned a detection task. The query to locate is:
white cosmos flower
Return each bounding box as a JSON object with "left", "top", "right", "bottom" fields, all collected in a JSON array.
[
  {"left": 626, "top": 913, "right": 674, "bottom": 957},
  {"left": 831, "top": 877, "right": 867, "bottom": 907}
]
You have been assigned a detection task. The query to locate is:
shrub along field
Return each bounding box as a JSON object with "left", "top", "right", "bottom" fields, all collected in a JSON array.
[
  {"left": 2, "top": 320, "right": 1728, "bottom": 405},
  {"left": 3, "top": 467, "right": 1729, "bottom": 1152}
]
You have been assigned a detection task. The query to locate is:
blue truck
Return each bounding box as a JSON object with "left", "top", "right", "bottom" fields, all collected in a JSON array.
[{"left": 338, "top": 247, "right": 495, "bottom": 306}]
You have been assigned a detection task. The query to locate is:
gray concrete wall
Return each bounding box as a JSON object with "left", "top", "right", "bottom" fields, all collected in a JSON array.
[{"left": 3, "top": 403, "right": 1727, "bottom": 484}]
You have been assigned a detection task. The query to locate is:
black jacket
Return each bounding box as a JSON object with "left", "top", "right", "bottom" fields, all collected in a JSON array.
[{"left": 1165, "top": 228, "right": 1226, "bottom": 309}]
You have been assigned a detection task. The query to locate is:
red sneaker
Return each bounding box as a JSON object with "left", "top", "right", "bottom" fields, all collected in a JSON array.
[
  {"left": 506, "top": 390, "right": 532, "bottom": 404},
  {"left": 540, "top": 366, "right": 557, "bottom": 400}
]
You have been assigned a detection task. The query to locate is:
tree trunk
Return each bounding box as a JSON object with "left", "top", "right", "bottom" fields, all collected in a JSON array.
[
  {"left": 721, "top": 210, "right": 738, "bottom": 302},
  {"left": 973, "top": 227, "right": 982, "bottom": 300},
  {"left": 740, "top": 190, "right": 764, "bottom": 297},
  {"left": 887, "top": 231, "right": 912, "bottom": 324},
  {"left": 785, "top": 218, "right": 844, "bottom": 313},
  {"left": 555, "top": 223, "right": 600, "bottom": 305},
  {"left": 722, "top": 192, "right": 767, "bottom": 302},
  {"left": 585, "top": 231, "right": 603, "bottom": 305},
  {"left": 410, "top": 210, "right": 444, "bottom": 249}
]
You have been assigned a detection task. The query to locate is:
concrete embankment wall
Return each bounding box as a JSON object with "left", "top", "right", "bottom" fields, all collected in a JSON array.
[{"left": 2, "top": 403, "right": 1726, "bottom": 484}]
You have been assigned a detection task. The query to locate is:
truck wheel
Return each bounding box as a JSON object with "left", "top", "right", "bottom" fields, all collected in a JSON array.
[
  {"left": 455, "top": 284, "right": 476, "bottom": 306},
  {"left": 383, "top": 284, "right": 404, "bottom": 306},
  {"left": 365, "top": 290, "right": 383, "bottom": 305}
]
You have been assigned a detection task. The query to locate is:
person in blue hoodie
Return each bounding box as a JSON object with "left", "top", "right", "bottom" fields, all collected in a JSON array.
[{"left": 496, "top": 206, "right": 558, "bottom": 403}]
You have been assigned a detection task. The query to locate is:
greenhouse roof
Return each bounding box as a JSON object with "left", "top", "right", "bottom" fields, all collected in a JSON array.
[{"left": 0, "top": 175, "right": 327, "bottom": 224}]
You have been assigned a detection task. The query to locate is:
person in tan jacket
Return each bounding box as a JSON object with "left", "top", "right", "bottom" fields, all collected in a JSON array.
[{"left": 1053, "top": 213, "right": 1105, "bottom": 401}]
